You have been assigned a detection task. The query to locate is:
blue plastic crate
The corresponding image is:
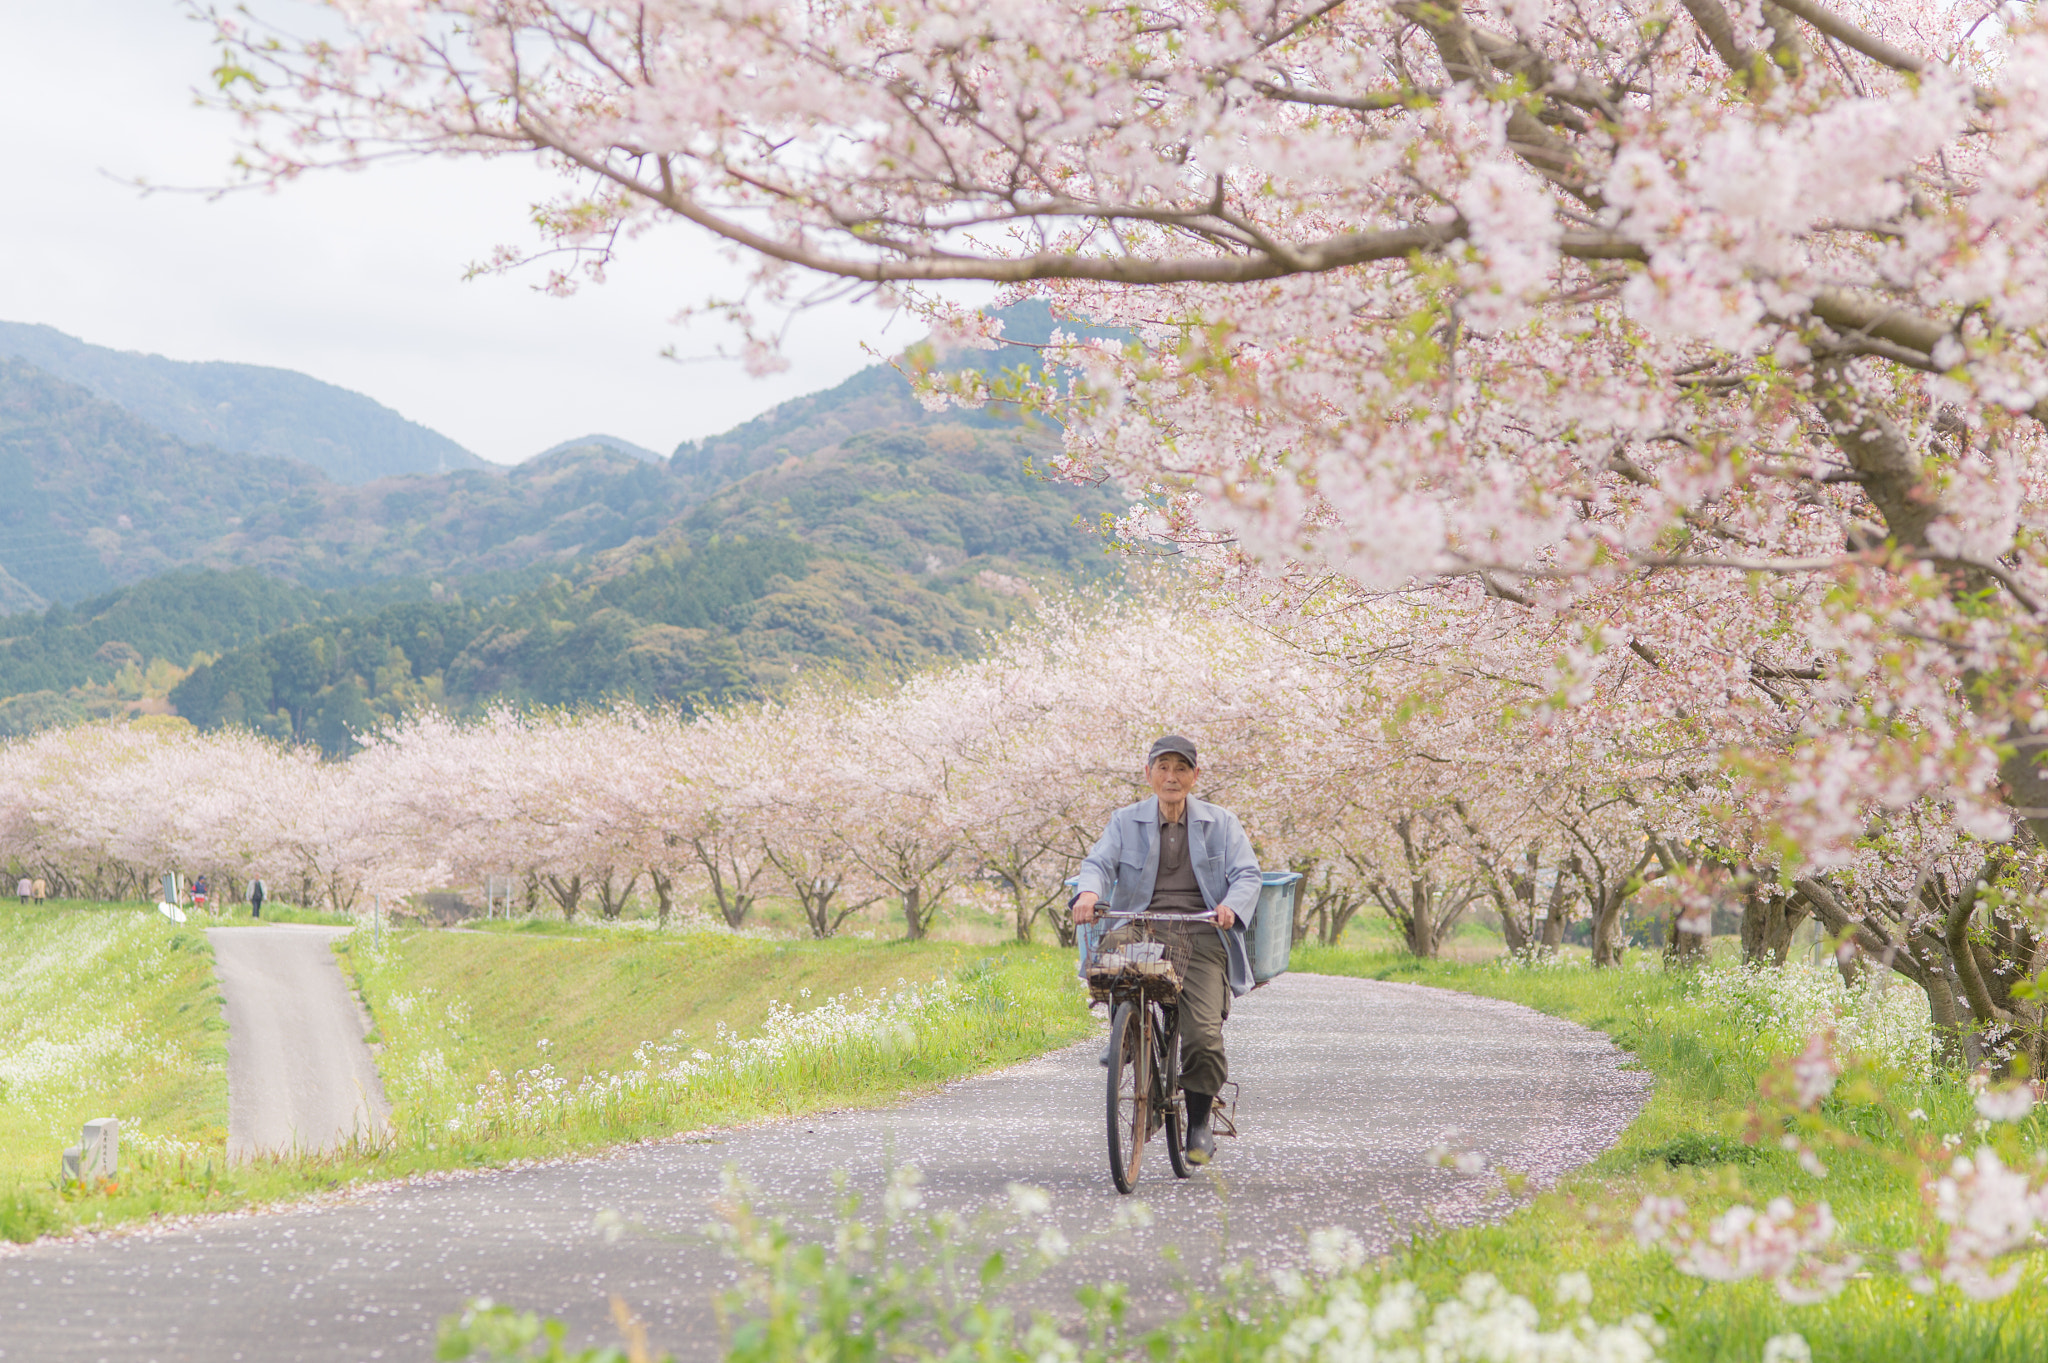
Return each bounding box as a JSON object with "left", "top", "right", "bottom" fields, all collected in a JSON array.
[{"left": 1250, "top": 871, "right": 1302, "bottom": 984}]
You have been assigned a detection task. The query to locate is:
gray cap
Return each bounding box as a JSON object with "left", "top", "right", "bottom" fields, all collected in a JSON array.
[{"left": 1147, "top": 734, "right": 1199, "bottom": 766}]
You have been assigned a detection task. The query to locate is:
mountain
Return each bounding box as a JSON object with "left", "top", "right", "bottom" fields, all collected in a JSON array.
[
  {"left": 0, "top": 359, "right": 711, "bottom": 598},
  {"left": 0, "top": 358, "right": 325, "bottom": 607},
  {"left": 0, "top": 321, "right": 490, "bottom": 483},
  {"left": 168, "top": 413, "right": 1119, "bottom": 751},
  {"left": 536, "top": 433, "right": 663, "bottom": 463},
  {"left": 0, "top": 302, "right": 1129, "bottom": 747}
]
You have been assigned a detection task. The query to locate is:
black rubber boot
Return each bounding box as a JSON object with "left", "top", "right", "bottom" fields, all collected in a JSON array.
[{"left": 1184, "top": 1090, "right": 1216, "bottom": 1165}]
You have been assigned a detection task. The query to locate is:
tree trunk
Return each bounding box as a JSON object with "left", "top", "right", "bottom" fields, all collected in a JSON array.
[
  {"left": 1404, "top": 887, "right": 1435, "bottom": 957},
  {"left": 648, "top": 868, "right": 675, "bottom": 927},
  {"left": 1666, "top": 920, "right": 1710, "bottom": 964},
  {"left": 694, "top": 840, "right": 756, "bottom": 929},
  {"left": 1539, "top": 875, "right": 1571, "bottom": 949},
  {"left": 794, "top": 878, "right": 871, "bottom": 939},
  {"left": 1047, "top": 902, "right": 1078, "bottom": 948},
  {"left": 592, "top": 867, "right": 641, "bottom": 920},
  {"left": 1741, "top": 883, "right": 1810, "bottom": 964},
  {"left": 1322, "top": 890, "right": 1366, "bottom": 946},
  {"left": 1498, "top": 900, "right": 1531, "bottom": 954},
  {"left": 544, "top": 873, "right": 584, "bottom": 922},
  {"left": 1590, "top": 890, "right": 1627, "bottom": 967},
  {"left": 903, "top": 885, "right": 926, "bottom": 940}
]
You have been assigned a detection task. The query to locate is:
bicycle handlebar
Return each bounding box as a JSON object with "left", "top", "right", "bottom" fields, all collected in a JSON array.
[{"left": 1090, "top": 910, "right": 1219, "bottom": 923}]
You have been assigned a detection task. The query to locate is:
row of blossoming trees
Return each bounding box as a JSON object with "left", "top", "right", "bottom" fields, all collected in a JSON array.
[
  {"left": 173, "top": 0, "right": 2048, "bottom": 1304},
  {"left": 1, "top": 587, "right": 2038, "bottom": 1075}
]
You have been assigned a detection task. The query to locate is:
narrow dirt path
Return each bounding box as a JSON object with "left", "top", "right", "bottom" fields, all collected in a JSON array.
[
  {"left": 205, "top": 924, "right": 391, "bottom": 1162},
  {"left": 0, "top": 973, "right": 1646, "bottom": 1362}
]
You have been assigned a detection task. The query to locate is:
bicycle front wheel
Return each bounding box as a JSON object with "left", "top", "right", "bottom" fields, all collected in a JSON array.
[
  {"left": 1106, "top": 999, "right": 1148, "bottom": 1194},
  {"left": 1162, "top": 1014, "right": 1191, "bottom": 1179}
]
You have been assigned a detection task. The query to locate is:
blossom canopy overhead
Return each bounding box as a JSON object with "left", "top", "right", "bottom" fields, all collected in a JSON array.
[{"left": 212, "top": 0, "right": 2048, "bottom": 862}]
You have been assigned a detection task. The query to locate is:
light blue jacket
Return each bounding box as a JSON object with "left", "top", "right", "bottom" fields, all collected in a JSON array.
[{"left": 1074, "top": 795, "right": 1264, "bottom": 997}]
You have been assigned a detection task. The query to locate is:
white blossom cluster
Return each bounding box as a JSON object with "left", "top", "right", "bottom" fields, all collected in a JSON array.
[
  {"left": 1687, "top": 961, "right": 1933, "bottom": 1076},
  {"left": 1266, "top": 1268, "right": 1666, "bottom": 1363},
  {"left": 0, "top": 911, "right": 209, "bottom": 1139},
  {"left": 443, "top": 978, "right": 958, "bottom": 1135}
]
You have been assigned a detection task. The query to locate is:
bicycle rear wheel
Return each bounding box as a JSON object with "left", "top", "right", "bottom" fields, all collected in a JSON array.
[{"left": 1106, "top": 999, "right": 1147, "bottom": 1194}]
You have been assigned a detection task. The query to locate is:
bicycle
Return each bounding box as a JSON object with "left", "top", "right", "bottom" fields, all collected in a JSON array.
[{"left": 1082, "top": 909, "right": 1221, "bottom": 1194}]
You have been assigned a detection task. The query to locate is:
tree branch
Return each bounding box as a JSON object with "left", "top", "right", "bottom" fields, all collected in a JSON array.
[{"left": 1767, "top": 0, "right": 1927, "bottom": 73}]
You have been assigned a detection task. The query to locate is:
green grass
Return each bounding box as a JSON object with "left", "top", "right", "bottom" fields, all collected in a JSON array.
[
  {"left": 1287, "top": 946, "right": 2048, "bottom": 1363},
  {"left": 0, "top": 900, "right": 231, "bottom": 1241},
  {"left": 341, "top": 928, "right": 1094, "bottom": 1155},
  {"left": 206, "top": 900, "right": 358, "bottom": 927}
]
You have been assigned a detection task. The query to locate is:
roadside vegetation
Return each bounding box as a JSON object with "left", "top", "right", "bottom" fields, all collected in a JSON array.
[
  {"left": 1292, "top": 947, "right": 2045, "bottom": 1363},
  {"left": 0, "top": 900, "right": 229, "bottom": 1241},
  {"left": 0, "top": 901, "right": 1094, "bottom": 1242},
  {"left": 338, "top": 927, "right": 1094, "bottom": 1157},
  {"left": 445, "top": 944, "right": 2045, "bottom": 1363}
]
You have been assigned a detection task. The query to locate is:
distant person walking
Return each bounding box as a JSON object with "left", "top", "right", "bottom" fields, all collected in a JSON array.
[
  {"left": 15, "top": 876, "right": 28, "bottom": 905},
  {"left": 31, "top": 877, "right": 47, "bottom": 905},
  {"left": 192, "top": 876, "right": 209, "bottom": 913},
  {"left": 250, "top": 878, "right": 266, "bottom": 919}
]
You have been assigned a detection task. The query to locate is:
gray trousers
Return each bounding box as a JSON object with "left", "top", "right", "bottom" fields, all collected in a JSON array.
[{"left": 1104, "top": 924, "right": 1229, "bottom": 1095}]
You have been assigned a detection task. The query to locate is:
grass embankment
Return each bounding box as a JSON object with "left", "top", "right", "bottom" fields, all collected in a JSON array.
[
  {"left": 0, "top": 901, "right": 230, "bottom": 1241},
  {"left": 1288, "top": 947, "right": 2048, "bottom": 1363},
  {"left": 208, "top": 901, "right": 358, "bottom": 927},
  {"left": 3, "top": 906, "right": 1094, "bottom": 1242},
  {"left": 341, "top": 928, "right": 1093, "bottom": 1156}
]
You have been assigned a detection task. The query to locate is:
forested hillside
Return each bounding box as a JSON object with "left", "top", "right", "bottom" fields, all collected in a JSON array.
[
  {"left": 0, "top": 304, "right": 1125, "bottom": 745},
  {"left": 169, "top": 415, "right": 1116, "bottom": 751},
  {"left": 0, "top": 359, "right": 327, "bottom": 609},
  {"left": 0, "top": 321, "right": 490, "bottom": 482}
]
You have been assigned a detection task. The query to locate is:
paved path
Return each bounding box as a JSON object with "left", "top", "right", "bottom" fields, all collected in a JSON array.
[
  {"left": 205, "top": 925, "right": 391, "bottom": 1163},
  {"left": 0, "top": 974, "right": 1647, "bottom": 1362}
]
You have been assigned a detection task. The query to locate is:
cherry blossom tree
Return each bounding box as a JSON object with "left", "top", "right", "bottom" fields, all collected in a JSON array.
[{"left": 204, "top": 0, "right": 2048, "bottom": 1012}]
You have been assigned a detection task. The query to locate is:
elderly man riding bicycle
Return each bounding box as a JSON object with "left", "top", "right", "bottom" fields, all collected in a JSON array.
[{"left": 1071, "top": 734, "right": 1262, "bottom": 1165}]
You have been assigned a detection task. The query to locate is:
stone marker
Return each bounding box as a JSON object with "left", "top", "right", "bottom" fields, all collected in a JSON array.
[{"left": 61, "top": 1118, "right": 118, "bottom": 1183}]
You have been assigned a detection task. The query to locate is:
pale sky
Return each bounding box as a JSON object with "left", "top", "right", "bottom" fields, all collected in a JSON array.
[{"left": 0, "top": 1, "right": 984, "bottom": 465}]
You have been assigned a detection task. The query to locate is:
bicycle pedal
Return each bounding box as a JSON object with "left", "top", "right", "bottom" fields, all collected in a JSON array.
[{"left": 1213, "top": 1082, "right": 1241, "bottom": 1138}]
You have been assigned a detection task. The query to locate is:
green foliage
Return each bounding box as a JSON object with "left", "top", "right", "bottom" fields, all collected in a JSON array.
[
  {"left": 0, "top": 689, "right": 86, "bottom": 737},
  {"left": 0, "top": 567, "right": 326, "bottom": 703},
  {"left": 437, "top": 1303, "right": 638, "bottom": 1363}
]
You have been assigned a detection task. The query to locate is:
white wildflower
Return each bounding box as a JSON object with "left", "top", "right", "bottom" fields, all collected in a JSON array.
[
  {"left": 1007, "top": 1182, "right": 1052, "bottom": 1217},
  {"left": 1307, "top": 1226, "right": 1367, "bottom": 1276},
  {"left": 1554, "top": 1271, "right": 1593, "bottom": 1306},
  {"left": 883, "top": 1165, "right": 925, "bottom": 1220},
  {"left": 1974, "top": 1085, "right": 2036, "bottom": 1124},
  {"left": 1762, "top": 1334, "right": 1811, "bottom": 1363}
]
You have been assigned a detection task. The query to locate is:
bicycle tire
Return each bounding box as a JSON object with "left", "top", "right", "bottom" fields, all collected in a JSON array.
[
  {"left": 1162, "top": 1011, "right": 1191, "bottom": 1179},
  {"left": 1106, "top": 999, "right": 1147, "bottom": 1193}
]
